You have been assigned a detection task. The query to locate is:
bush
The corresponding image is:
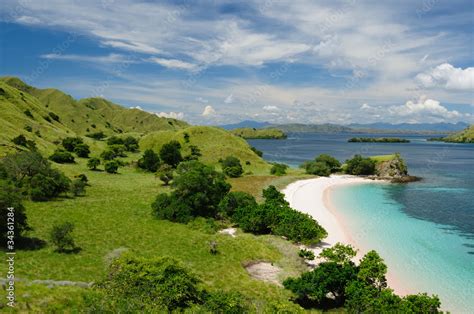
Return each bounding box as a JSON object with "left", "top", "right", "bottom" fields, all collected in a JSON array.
[
  {"left": 49, "top": 150, "right": 75, "bottom": 164},
  {"left": 204, "top": 291, "right": 249, "bottom": 313},
  {"left": 345, "top": 155, "right": 376, "bottom": 175},
  {"left": 315, "top": 154, "right": 341, "bottom": 172},
  {"left": 123, "top": 136, "right": 139, "bottom": 152},
  {"left": 250, "top": 146, "right": 263, "bottom": 157},
  {"left": 103, "top": 254, "right": 203, "bottom": 310},
  {"left": 137, "top": 149, "right": 160, "bottom": 172},
  {"left": 104, "top": 160, "right": 120, "bottom": 174},
  {"left": 48, "top": 111, "right": 60, "bottom": 122},
  {"left": 12, "top": 135, "right": 27, "bottom": 147},
  {"left": 156, "top": 164, "right": 173, "bottom": 185},
  {"left": 29, "top": 170, "right": 71, "bottom": 201},
  {"left": 152, "top": 193, "right": 193, "bottom": 223},
  {"left": 107, "top": 136, "right": 124, "bottom": 146},
  {"left": 87, "top": 157, "right": 100, "bottom": 170},
  {"left": 100, "top": 149, "right": 116, "bottom": 161},
  {"left": 184, "top": 145, "right": 201, "bottom": 161},
  {"left": 220, "top": 156, "right": 243, "bottom": 178},
  {"left": 0, "top": 180, "right": 30, "bottom": 243},
  {"left": 24, "top": 125, "right": 33, "bottom": 132},
  {"left": 159, "top": 140, "right": 183, "bottom": 167},
  {"left": 303, "top": 161, "right": 331, "bottom": 176},
  {"left": 24, "top": 109, "right": 34, "bottom": 118},
  {"left": 62, "top": 137, "right": 84, "bottom": 152},
  {"left": 108, "top": 144, "right": 127, "bottom": 157},
  {"left": 74, "top": 143, "right": 90, "bottom": 158},
  {"left": 86, "top": 131, "right": 106, "bottom": 140},
  {"left": 50, "top": 222, "right": 76, "bottom": 252},
  {"left": 270, "top": 163, "right": 288, "bottom": 176},
  {"left": 298, "top": 249, "right": 315, "bottom": 260},
  {"left": 71, "top": 179, "right": 86, "bottom": 196},
  {"left": 218, "top": 191, "right": 257, "bottom": 218}
]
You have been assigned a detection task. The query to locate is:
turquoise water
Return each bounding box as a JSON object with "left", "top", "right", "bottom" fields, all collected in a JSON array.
[
  {"left": 249, "top": 132, "right": 474, "bottom": 313},
  {"left": 332, "top": 184, "right": 474, "bottom": 313}
]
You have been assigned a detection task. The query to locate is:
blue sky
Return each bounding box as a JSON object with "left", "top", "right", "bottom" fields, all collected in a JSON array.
[{"left": 0, "top": 0, "right": 473, "bottom": 125}]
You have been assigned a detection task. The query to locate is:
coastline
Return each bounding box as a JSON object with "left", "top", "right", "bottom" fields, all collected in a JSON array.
[{"left": 282, "top": 175, "right": 407, "bottom": 295}]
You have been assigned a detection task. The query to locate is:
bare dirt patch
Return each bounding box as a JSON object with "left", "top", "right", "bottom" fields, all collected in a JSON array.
[{"left": 244, "top": 261, "right": 282, "bottom": 286}]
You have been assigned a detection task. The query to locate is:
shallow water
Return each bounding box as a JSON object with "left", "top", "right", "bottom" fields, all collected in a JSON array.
[{"left": 249, "top": 133, "right": 474, "bottom": 312}]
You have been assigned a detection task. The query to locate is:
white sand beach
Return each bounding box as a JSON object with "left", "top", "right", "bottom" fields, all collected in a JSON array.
[{"left": 283, "top": 175, "right": 406, "bottom": 294}]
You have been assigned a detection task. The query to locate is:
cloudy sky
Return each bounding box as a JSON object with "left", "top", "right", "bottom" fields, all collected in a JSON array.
[{"left": 1, "top": 0, "right": 473, "bottom": 125}]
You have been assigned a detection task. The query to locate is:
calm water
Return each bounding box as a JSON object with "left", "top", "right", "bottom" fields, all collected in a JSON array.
[{"left": 249, "top": 133, "right": 474, "bottom": 313}]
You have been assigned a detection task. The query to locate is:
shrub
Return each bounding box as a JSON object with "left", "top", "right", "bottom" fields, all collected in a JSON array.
[
  {"left": 24, "top": 109, "right": 34, "bottom": 118},
  {"left": 71, "top": 179, "right": 86, "bottom": 196},
  {"left": 184, "top": 145, "right": 201, "bottom": 161},
  {"left": 62, "top": 137, "right": 84, "bottom": 152},
  {"left": 220, "top": 156, "right": 243, "bottom": 178},
  {"left": 183, "top": 132, "right": 190, "bottom": 143},
  {"left": 156, "top": 164, "right": 173, "bottom": 185},
  {"left": 0, "top": 180, "right": 30, "bottom": 242},
  {"left": 315, "top": 154, "right": 341, "bottom": 172},
  {"left": 250, "top": 146, "right": 263, "bottom": 157},
  {"left": 50, "top": 222, "right": 76, "bottom": 252},
  {"left": 303, "top": 161, "right": 331, "bottom": 176},
  {"left": 29, "top": 170, "right": 71, "bottom": 201},
  {"left": 218, "top": 191, "right": 257, "bottom": 218},
  {"left": 86, "top": 131, "right": 106, "bottom": 140},
  {"left": 108, "top": 144, "right": 127, "bottom": 157},
  {"left": 345, "top": 155, "right": 376, "bottom": 175},
  {"left": 75, "top": 174, "right": 88, "bottom": 184},
  {"left": 49, "top": 150, "right": 75, "bottom": 164},
  {"left": 204, "top": 291, "right": 249, "bottom": 313},
  {"left": 103, "top": 254, "right": 203, "bottom": 310},
  {"left": 152, "top": 193, "right": 193, "bottom": 223},
  {"left": 298, "top": 249, "right": 315, "bottom": 260},
  {"left": 107, "top": 136, "right": 124, "bottom": 146},
  {"left": 12, "top": 135, "right": 27, "bottom": 147},
  {"left": 100, "top": 149, "right": 116, "bottom": 161},
  {"left": 123, "top": 136, "right": 139, "bottom": 152},
  {"left": 138, "top": 149, "right": 160, "bottom": 172},
  {"left": 48, "top": 111, "right": 60, "bottom": 122},
  {"left": 104, "top": 160, "right": 119, "bottom": 174},
  {"left": 270, "top": 163, "right": 288, "bottom": 176},
  {"left": 24, "top": 125, "right": 33, "bottom": 132},
  {"left": 262, "top": 185, "right": 288, "bottom": 205},
  {"left": 159, "top": 140, "right": 183, "bottom": 167},
  {"left": 87, "top": 157, "right": 101, "bottom": 170},
  {"left": 74, "top": 143, "right": 90, "bottom": 158}
]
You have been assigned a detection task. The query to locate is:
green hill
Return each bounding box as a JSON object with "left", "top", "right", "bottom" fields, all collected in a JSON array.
[
  {"left": 231, "top": 127, "right": 287, "bottom": 139},
  {"left": 140, "top": 126, "right": 272, "bottom": 174},
  {"left": 444, "top": 125, "right": 474, "bottom": 143}
]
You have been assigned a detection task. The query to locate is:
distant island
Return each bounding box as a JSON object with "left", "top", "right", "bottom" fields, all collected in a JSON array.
[
  {"left": 428, "top": 125, "right": 474, "bottom": 143},
  {"left": 348, "top": 137, "right": 410, "bottom": 143},
  {"left": 230, "top": 127, "right": 287, "bottom": 139}
]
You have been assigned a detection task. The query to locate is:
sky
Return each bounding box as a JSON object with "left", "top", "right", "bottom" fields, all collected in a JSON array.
[{"left": 0, "top": 0, "right": 473, "bottom": 125}]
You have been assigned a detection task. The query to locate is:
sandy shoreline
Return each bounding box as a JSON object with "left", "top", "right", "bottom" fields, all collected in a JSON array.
[{"left": 282, "top": 175, "right": 406, "bottom": 295}]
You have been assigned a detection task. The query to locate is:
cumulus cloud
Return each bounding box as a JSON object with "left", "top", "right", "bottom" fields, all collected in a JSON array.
[
  {"left": 416, "top": 63, "right": 474, "bottom": 91},
  {"left": 389, "top": 96, "right": 461, "bottom": 120},
  {"left": 263, "top": 105, "right": 279, "bottom": 111},
  {"left": 130, "top": 105, "right": 143, "bottom": 110},
  {"left": 156, "top": 112, "right": 184, "bottom": 120},
  {"left": 202, "top": 105, "right": 216, "bottom": 116}
]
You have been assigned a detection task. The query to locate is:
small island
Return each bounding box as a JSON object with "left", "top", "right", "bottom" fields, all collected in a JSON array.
[
  {"left": 348, "top": 137, "right": 410, "bottom": 143},
  {"left": 230, "top": 127, "right": 287, "bottom": 139},
  {"left": 427, "top": 125, "right": 474, "bottom": 143}
]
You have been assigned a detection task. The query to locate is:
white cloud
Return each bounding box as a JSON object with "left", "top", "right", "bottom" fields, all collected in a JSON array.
[
  {"left": 263, "top": 105, "right": 279, "bottom": 111},
  {"left": 196, "top": 97, "right": 208, "bottom": 103},
  {"left": 388, "top": 96, "right": 462, "bottom": 120},
  {"left": 360, "top": 103, "right": 371, "bottom": 110},
  {"left": 202, "top": 105, "right": 216, "bottom": 116},
  {"left": 130, "top": 105, "right": 143, "bottom": 110},
  {"left": 156, "top": 112, "right": 184, "bottom": 120},
  {"left": 102, "top": 40, "right": 161, "bottom": 54},
  {"left": 15, "top": 16, "right": 41, "bottom": 25},
  {"left": 416, "top": 63, "right": 474, "bottom": 91},
  {"left": 224, "top": 94, "right": 233, "bottom": 104},
  {"left": 41, "top": 53, "right": 134, "bottom": 64},
  {"left": 149, "top": 57, "right": 196, "bottom": 70}
]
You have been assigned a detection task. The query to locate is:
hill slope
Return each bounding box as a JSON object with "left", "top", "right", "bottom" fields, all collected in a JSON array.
[{"left": 444, "top": 125, "right": 474, "bottom": 143}]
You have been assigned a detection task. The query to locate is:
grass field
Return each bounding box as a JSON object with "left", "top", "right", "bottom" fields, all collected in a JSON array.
[{"left": 3, "top": 154, "right": 317, "bottom": 311}]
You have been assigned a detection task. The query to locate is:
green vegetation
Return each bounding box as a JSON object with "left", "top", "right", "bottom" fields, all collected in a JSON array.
[
  {"left": 270, "top": 163, "right": 289, "bottom": 176},
  {"left": 137, "top": 149, "right": 161, "bottom": 172},
  {"left": 348, "top": 137, "right": 410, "bottom": 143},
  {"left": 298, "top": 248, "right": 315, "bottom": 260},
  {"left": 50, "top": 221, "right": 77, "bottom": 252},
  {"left": 301, "top": 154, "right": 341, "bottom": 176},
  {"left": 87, "top": 157, "right": 100, "bottom": 170},
  {"left": 104, "top": 160, "right": 120, "bottom": 174},
  {"left": 220, "top": 156, "right": 244, "bottom": 178},
  {"left": 49, "top": 149, "right": 76, "bottom": 164},
  {"left": 159, "top": 140, "right": 183, "bottom": 167},
  {"left": 0, "top": 180, "right": 30, "bottom": 242},
  {"left": 284, "top": 244, "right": 441, "bottom": 312},
  {"left": 231, "top": 127, "right": 287, "bottom": 139},
  {"left": 428, "top": 124, "right": 474, "bottom": 143},
  {"left": 345, "top": 155, "right": 376, "bottom": 175}
]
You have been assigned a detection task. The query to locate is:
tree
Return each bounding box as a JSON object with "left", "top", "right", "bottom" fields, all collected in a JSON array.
[
  {"left": 0, "top": 180, "right": 30, "bottom": 243},
  {"left": 62, "top": 137, "right": 84, "bottom": 152},
  {"left": 251, "top": 146, "right": 263, "bottom": 157},
  {"left": 107, "top": 136, "right": 124, "bottom": 146},
  {"left": 319, "top": 243, "right": 357, "bottom": 265},
  {"left": 50, "top": 222, "right": 76, "bottom": 252},
  {"left": 49, "top": 150, "right": 75, "bottom": 164},
  {"left": 303, "top": 161, "right": 331, "bottom": 176},
  {"left": 345, "top": 155, "right": 376, "bottom": 175},
  {"left": 123, "top": 136, "right": 139, "bottom": 152},
  {"left": 204, "top": 291, "right": 249, "bottom": 313},
  {"left": 87, "top": 157, "right": 101, "bottom": 170},
  {"left": 220, "top": 156, "right": 243, "bottom": 178},
  {"left": 104, "top": 160, "right": 120, "bottom": 174},
  {"left": 12, "top": 135, "right": 27, "bottom": 147},
  {"left": 262, "top": 185, "right": 288, "bottom": 206},
  {"left": 315, "top": 154, "right": 341, "bottom": 172},
  {"left": 86, "top": 131, "right": 106, "bottom": 140},
  {"left": 138, "top": 149, "right": 161, "bottom": 172},
  {"left": 70, "top": 179, "right": 86, "bottom": 196},
  {"left": 345, "top": 280, "right": 402, "bottom": 313},
  {"left": 270, "top": 163, "right": 288, "bottom": 176},
  {"left": 358, "top": 250, "right": 387, "bottom": 290},
  {"left": 74, "top": 143, "right": 90, "bottom": 158},
  {"left": 160, "top": 140, "right": 183, "bottom": 167},
  {"left": 152, "top": 193, "right": 193, "bottom": 223},
  {"left": 283, "top": 262, "right": 357, "bottom": 308},
  {"left": 218, "top": 191, "right": 257, "bottom": 218},
  {"left": 156, "top": 164, "right": 173, "bottom": 185},
  {"left": 29, "top": 170, "right": 71, "bottom": 201},
  {"left": 103, "top": 254, "right": 203, "bottom": 310},
  {"left": 401, "top": 293, "right": 441, "bottom": 313},
  {"left": 100, "top": 149, "right": 116, "bottom": 161},
  {"left": 184, "top": 145, "right": 201, "bottom": 161},
  {"left": 299, "top": 249, "right": 315, "bottom": 260}
]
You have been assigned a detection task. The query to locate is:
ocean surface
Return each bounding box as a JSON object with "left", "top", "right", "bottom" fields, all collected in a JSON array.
[{"left": 248, "top": 133, "right": 474, "bottom": 313}]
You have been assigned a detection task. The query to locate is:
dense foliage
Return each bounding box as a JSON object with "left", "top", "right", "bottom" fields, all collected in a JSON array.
[
  {"left": 87, "top": 157, "right": 100, "bottom": 170},
  {"left": 152, "top": 161, "right": 230, "bottom": 222},
  {"left": 0, "top": 180, "right": 30, "bottom": 242},
  {"left": 156, "top": 164, "right": 173, "bottom": 185},
  {"left": 220, "top": 156, "right": 244, "bottom": 178},
  {"left": 104, "top": 160, "right": 120, "bottom": 174},
  {"left": 62, "top": 137, "right": 84, "bottom": 152},
  {"left": 301, "top": 154, "right": 341, "bottom": 176},
  {"left": 345, "top": 155, "right": 376, "bottom": 175},
  {"left": 159, "top": 140, "right": 183, "bottom": 167},
  {"left": 50, "top": 222, "right": 76, "bottom": 252},
  {"left": 270, "top": 163, "right": 288, "bottom": 176},
  {"left": 218, "top": 191, "right": 257, "bottom": 218},
  {"left": 74, "top": 143, "right": 90, "bottom": 158},
  {"left": 348, "top": 137, "right": 410, "bottom": 143},
  {"left": 137, "top": 149, "right": 161, "bottom": 172},
  {"left": 49, "top": 149, "right": 75, "bottom": 164},
  {"left": 284, "top": 244, "right": 441, "bottom": 312}
]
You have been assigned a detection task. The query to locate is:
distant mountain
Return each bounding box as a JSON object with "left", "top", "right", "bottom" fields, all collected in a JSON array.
[
  {"left": 268, "top": 123, "right": 353, "bottom": 133},
  {"left": 349, "top": 122, "right": 469, "bottom": 132},
  {"left": 220, "top": 120, "right": 272, "bottom": 130}
]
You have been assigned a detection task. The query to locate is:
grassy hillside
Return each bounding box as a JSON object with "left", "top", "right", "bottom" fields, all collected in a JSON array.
[
  {"left": 0, "top": 76, "right": 188, "bottom": 137},
  {"left": 140, "top": 126, "right": 272, "bottom": 175},
  {"left": 231, "top": 127, "right": 287, "bottom": 139},
  {"left": 444, "top": 124, "right": 474, "bottom": 143}
]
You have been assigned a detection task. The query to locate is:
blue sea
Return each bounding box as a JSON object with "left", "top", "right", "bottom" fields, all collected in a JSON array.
[{"left": 248, "top": 133, "right": 474, "bottom": 313}]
